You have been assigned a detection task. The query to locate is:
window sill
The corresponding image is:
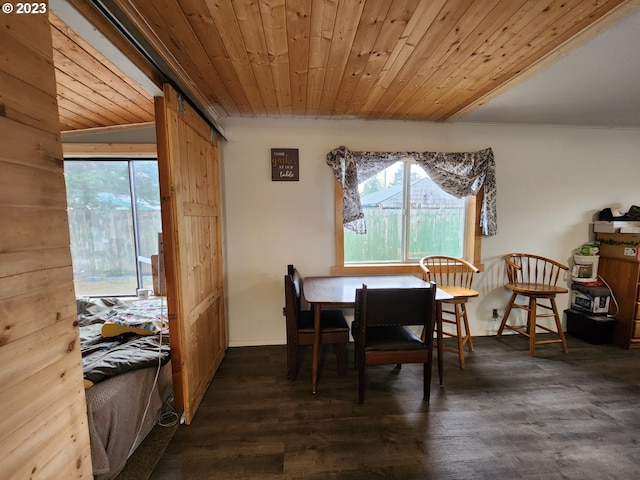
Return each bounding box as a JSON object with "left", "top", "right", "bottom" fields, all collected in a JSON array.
[
  {"left": 331, "top": 262, "right": 484, "bottom": 276},
  {"left": 331, "top": 264, "right": 423, "bottom": 276}
]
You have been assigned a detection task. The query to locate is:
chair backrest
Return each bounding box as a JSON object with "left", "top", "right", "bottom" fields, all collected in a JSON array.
[
  {"left": 284, "top": 264, "right": 303, "bottom": 335},
  {"left": 419, "top": 255, "right": 478, "bottom": 289},
  {"left": 354, "top": 283, "right": 437, "bottom": 403},
  {"left": 355, "top": 284, "right": 437, "bottom": 341},
  {"left": 503, "top": 253, "right": 568, "bottom": 286}
]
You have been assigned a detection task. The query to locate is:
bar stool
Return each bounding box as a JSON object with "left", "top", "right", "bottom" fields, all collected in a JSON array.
[
  {"left": 497, "top": 253, "right": 569, "bottom": 356},
  {"left": 420, "top": 256, "right": 479, "bottom": 369}
]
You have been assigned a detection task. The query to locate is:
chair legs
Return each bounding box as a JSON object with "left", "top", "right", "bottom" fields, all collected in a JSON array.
[
  {"left": 497, "top": 293, "right": 568, "bottom": 355},
  {"left": 358, "top": 363, "right": 365, "bottom": 404},
  {"left": 529, "top": 298, "right": 538, "bottom": 356},
  {"left": 497, "top": 292, "right": 517, "bottom": 338},
  {"left": 334, "top": 343, "right": 348, "bottom": 375},
  {"left": 289, "top": 343, "right": 348, "bottom": 381},
  {"left": 441, "top": 300, "right": 473, "bottom": 369},
  {"left": 287, "top": 340, "right": 299, "bottom": 381},
  {"left": 457, "top": 303, "right": 474, "bottom": 368},
  {"left": 423, "top": 361, "right": 431, "bottom": 402},
  {"left": 550, "top": 297, "right": 568, "bottom": 353},
  {"left": 358, "top": 362, "right": 431, "bottom": 404}
]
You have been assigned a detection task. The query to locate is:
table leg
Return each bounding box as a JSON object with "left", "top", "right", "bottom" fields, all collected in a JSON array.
[{"left": 312, "top": 303, "right": 321, "bottom": 394}]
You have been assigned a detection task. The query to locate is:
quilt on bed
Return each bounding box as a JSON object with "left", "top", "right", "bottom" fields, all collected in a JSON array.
[
  {"left": 78, "top": 297, "right": 171, "bottom": 385},
  {"left": 87, "top": 360, "right": 173, "bottom": 479}
]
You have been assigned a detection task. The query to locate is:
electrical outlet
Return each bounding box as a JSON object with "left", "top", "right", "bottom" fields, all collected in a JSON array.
[{"left": 492, "top": 308, "right": 499, "bottom": 319}]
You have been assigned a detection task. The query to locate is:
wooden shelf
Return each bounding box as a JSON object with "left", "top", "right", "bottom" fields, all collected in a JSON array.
[{"left": 598, "top": 256, "right": 640, "bottom": 349}]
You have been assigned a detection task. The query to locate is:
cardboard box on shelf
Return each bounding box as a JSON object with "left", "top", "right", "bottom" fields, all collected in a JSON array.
[{"left": 595, "top": 232, "right": 640, "bottom": 261}]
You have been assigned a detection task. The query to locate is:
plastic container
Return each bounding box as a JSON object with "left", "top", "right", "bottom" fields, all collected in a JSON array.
[{"left": 572, "top": 254, "right": 599, "bottom": 282}]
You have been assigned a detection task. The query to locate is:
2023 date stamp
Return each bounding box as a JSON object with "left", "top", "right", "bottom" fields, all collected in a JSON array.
[{"left": 2, "top": 2, "right": 47, "bottom": 14}]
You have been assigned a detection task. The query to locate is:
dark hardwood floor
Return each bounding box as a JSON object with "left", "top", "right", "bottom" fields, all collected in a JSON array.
[{"left": 150, "top": 335, "right": 640, "bottom": 479}]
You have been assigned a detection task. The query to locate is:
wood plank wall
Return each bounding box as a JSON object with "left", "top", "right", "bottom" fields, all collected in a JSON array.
[{"left": 0, "top": 13, "right": 92, "bottom": 480}]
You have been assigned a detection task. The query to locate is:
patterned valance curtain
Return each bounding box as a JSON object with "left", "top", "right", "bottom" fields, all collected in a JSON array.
[{"left": 326, "top": 145, "right": 497, "bottom": 236}]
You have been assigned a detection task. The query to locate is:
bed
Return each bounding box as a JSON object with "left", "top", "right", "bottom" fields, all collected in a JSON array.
[{"left": 77, "top": 297, "right": 173, "bottom": 480}]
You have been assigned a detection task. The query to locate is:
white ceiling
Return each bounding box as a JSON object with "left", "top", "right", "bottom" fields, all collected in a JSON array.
[{"left": 458, "top": 6, "right": 640, "bottom": 128}]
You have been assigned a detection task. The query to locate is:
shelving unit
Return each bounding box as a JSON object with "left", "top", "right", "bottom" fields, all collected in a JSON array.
[{"left": 597, "top": 256, "right": 640, "bottom": 349}]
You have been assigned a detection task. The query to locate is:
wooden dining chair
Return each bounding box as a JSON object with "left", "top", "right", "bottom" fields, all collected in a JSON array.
[
  {"left": 352, "top": 283, "right": 437, "bottom": 403},
  {"left": 283, "top": 265, "right": 349, "bottom": 381},
  {"left": 497, "top": 253, "right": 569, "bottom": 356},
  {"left": 419, "top": 255, "right": 479, "bottom": 369}
]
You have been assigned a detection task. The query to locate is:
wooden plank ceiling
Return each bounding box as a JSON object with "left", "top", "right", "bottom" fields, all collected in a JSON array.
[
  {"left": 49, "top": 11, "right": 154, "bottom": 132},
  {"left": 52, "top": 0, "right": 636, "bottom": 132}
]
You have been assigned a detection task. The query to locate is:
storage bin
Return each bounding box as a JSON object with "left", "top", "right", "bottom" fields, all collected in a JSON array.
[{"left": 565, "top": 309, "right": 616, "bottom": 345}]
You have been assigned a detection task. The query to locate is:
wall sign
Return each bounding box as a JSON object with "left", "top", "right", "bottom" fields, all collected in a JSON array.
[{"left": 271, "top": 148, "right": 299, "bottom": 181}]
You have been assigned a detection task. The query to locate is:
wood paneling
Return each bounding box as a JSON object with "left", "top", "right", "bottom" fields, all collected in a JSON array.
[
  {"left": 597, "top": 257, "right": 640, "bottom": 349},
  {"left": 48, "top": 11, "right": 155, "bottom": 132},
  {"left": 92, "top": 0, "right": 637, "bottom": 123},
  {"left": 0, "top": 12, "right": 92, "bottom": 480},
  {"left": 156, "top": 84, "right": 226, "bottom": 425},
  {"left": 62, "top": 142, "right": 157, "bottom": 158},
  {"left": 45, "top": 0, "right": 638, "bottom": 132}
]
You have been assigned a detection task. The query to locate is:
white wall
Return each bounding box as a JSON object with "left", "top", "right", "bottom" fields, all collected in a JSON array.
[{"left": 220, "top": 117, "right": 640, "bottom": 346}]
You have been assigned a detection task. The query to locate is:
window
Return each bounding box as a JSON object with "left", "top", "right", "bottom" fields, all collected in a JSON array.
[
  {"left": 64, "top": 159, "right": 161, "bottom": 296},
  {"left": 327, "top": 145, "right": 497, "bottom": 275},
  {"left": 343, "top": 160, "right": 469, "bottom": 263}
]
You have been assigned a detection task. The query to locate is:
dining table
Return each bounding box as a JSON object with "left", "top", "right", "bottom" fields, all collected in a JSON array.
[{"left": 302, "top": 274, "right": 453, "bottom": 394}]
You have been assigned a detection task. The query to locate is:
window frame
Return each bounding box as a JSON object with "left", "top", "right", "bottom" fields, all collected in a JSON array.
[
  {"left": 332, "top": 178, "right": 483, "bottom": 275},
  {"left": 63, "top": 143, "right": 160, "bottom": 297}
]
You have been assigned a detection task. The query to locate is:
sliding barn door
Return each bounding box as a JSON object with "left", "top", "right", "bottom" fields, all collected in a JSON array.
[{"left": 155, "top": 84, "right": 226, "bottom": 424}]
